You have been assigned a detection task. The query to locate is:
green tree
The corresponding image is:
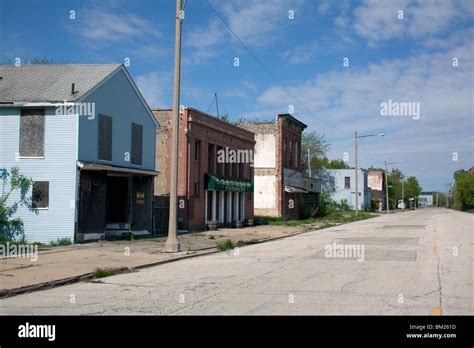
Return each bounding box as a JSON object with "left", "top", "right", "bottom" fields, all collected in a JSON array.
[
  {"left": 453, "top": 169, "right": 474, "bottom": 211},
  {"left": 0, "top": 167, "right": 34, "bottom": 241},
  {"left": 387, "top": 168, "right": 403, "bottom": 209},
  {"left": 326, "top": 159, "right": 350, "bottom": 169},
  {"left": 301, "top": 132, "right": 330, "bottom": 176},
  {"left": 405, "top": 176, "right": 422, "bottom": 203}
]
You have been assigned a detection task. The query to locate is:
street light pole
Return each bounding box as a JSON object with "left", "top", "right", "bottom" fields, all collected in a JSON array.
[
  {"left": 354, "top": 132, "right": 385, "bottom": 215},
  {"left": 354, "top": 131, "right": 359, "bottom": 215},
  {"left": 166, "top": 0, "right": 183, "bottom": 252}
]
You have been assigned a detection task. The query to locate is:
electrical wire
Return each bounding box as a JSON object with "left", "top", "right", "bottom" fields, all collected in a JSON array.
[{"left": 206, "top": 0, "right": 351, "bottom": 134}]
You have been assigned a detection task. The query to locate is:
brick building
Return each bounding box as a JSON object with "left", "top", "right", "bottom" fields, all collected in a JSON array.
[
  {"left": 368, "top": 170, "right": 386, "bottom": 211},
  {"left": 238, "top": 114, "right": 307, "bottom": 220},
  {"left": 153, "top": 107, "right": 255, "bottom": 231}
]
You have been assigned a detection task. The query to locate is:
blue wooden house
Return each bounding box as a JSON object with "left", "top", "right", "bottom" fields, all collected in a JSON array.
[{"left": 0, "top": 64, "right": 158, "bottom": 243}]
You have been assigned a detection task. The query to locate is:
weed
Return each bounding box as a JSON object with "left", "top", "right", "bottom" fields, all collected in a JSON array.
[
  {"left": 48, "top": 238, "right": 72, "bottom": 247},
  {"left": 236, "top": 239, "right": 259, "bottom": 247},
  {"left": 94, "top": 268, "right": 120, "bottom": 278},
  {"left": 217, "top": 239, "right": 235, "bottom": 251}
]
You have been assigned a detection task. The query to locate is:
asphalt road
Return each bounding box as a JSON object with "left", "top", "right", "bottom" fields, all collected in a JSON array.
[{"left": 0, "top": 208, "right": 472, "bottom": 315}]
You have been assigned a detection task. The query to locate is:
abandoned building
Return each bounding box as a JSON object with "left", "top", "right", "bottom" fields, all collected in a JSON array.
[
  {"left": 0, "top": 64, "right": 158, "bottom": 243},
  {"left": 153, "top": 107, "right": 255, "bottom": 231},
  {"left": 368, "top": 170, "right": 386, "bottom": 211},
  {"left": 238, "top": 114, "right": 317, "bottom": 220}
]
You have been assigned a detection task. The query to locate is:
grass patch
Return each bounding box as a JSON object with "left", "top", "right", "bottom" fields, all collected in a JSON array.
[
  {"left": 255, "top": 211, "right": 375, "bottom": 227},
  {"left": 208, "top": 235, "right": 216, "bottom": 240},
  {"left": 94, "top": 268, "right": 121, "bottom": 278},
  {"left": 48, "top": 237, "right": 72, "bottom": 247},
  {"left": 236, "top": 239, "right": 259, "bottom": 247},
  {"left": 217, "top": 239, "right": 235, "bottom": 251},
  {"left": 0, "top": 235, "right": 72, "bottom": 248}
]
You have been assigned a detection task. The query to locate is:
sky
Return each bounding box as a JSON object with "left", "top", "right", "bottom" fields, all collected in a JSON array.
[{"left": 0, "top": 0, "right": 473, "bottom": 192}]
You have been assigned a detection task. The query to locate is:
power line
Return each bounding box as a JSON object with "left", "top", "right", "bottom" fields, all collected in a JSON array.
[
  {"left": 206, "top": 96, "right": 215, "bottom": 114},
  {"left": 219, "top": 97, "right": 229, "bottom": 116},
  {"left": 206, "top": 0, "right": 350, "bottom": 134}
]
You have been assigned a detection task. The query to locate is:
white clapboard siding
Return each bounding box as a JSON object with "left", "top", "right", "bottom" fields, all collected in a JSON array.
[{"left": 0, "top": 107, "right": 78, "bottom": 243}]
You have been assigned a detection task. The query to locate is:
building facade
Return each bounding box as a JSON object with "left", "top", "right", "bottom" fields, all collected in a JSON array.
[
  {"left": 418, "top": 192, "right": 434, "bottom": 207},
  {"left": 239, "top": 114, "right": 308, "bottom": 220},
  {"left": 368, "top": 170, "right": 386, "bottom": 211},
  {"left": 328, "top": 169, "right": 372, "bottom": 210},
  {"left": 153, "top": 107, "right": 255, "bottom": 231},
  {"left": 0, "top": 64, "right": 157, "bottom": 243}
]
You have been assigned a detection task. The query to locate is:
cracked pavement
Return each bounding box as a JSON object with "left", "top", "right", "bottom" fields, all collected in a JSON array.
[{"left": 0, "top": 208, "right": 472, "bottom": 315}]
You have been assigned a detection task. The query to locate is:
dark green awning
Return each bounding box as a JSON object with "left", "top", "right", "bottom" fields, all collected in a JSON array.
[{"left": 205, "top": 173, "right": 253, "bottom": 192}]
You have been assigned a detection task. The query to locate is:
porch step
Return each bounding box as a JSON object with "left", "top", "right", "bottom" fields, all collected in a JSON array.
[
  {"left": 104, "top": 230, "right": 151, "bottom": 237},
  {"left": 106, "top": 223, "right": 130, "bottom": 230}
]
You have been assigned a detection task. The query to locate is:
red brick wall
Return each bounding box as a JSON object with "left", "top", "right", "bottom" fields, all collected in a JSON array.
[{"left": 154, "top": 108, "right": 255, "bottom": 231}]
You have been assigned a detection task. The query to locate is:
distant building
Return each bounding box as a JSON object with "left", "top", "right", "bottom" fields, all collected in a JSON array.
[
  {"left": 153, "top": 107, "right": 255, "bottom": 231},
  {"left": 0, "top": 64, "right": 158, "bottom": 243},
  {"left": 238, "top": 114, "right": 310, "bottom": 220},
  {"left": 418, "top": 192, "right": 434, "bottom": 207},
  {"left": 368, "top": 170, "right": 386, "bottom": 211},
  {"left": 328, "top": 169, "right": 372, "bottom": 210}
]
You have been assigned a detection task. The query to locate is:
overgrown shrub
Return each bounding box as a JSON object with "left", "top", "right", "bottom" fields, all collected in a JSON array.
[{"left": 0, "top": 167, "right": 34, "bottom": 242}]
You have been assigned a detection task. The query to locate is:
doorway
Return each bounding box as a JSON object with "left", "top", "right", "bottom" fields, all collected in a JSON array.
[{"left": 106, "top": 176, "right": 130, "bottom": 225}]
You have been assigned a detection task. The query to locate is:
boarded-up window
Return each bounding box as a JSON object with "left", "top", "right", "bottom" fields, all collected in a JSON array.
[
  {"left": 98, "top": 114, "right": 112, "bottom": 161},
  {"left": 20, "top": 109, "right": 45, "bottom": 157},
  {"left": 131, "top": 123, "right": 143, "bottom": 165},
  {"left": 344, "top": 176, "right": 351, "bottom": 189},
  {"left": 32, "top": 181, "right": 49, "bottom": 208}
]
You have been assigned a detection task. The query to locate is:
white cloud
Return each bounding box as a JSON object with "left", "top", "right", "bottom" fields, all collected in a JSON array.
[
  {"left": 185, "top": 0, "right": 304, "bottom": 64},
  {"left": 67, "top": 5, "right": 167, "bottom": 63},
  {"left": 136, "top": 72, "right": 171, "bottom": 109},
  {"left": 255, "top": 38, "right": 473, "bottom": 188},
  {"left": 353, "top": 0, "right": 473, "bottom": 45},
  {"left": 219, "top": 0, "right": 298, "bottom": 46},
  {"left": 281, "top": 32, "right": 355, "bottom": 64},
  {"left": 183, "top": 20, "right": 227, "bottom": 64},
  {"left": 73, "top": 8, "right": 161, "bottom": 47}
]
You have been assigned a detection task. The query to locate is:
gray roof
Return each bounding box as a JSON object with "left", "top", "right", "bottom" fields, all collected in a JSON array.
[{"left": 0, "top": 64, "right": 121, "bottom": 103}]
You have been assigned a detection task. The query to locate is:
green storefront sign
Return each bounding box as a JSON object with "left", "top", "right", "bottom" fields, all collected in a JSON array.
[{"left": 205, "top": 173, "right": 253, "bottom": 192}]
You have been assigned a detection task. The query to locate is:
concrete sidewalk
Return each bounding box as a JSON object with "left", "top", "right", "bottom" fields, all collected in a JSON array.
[{"left": 0, "top": 224, "right": 306, "bottom": 296}]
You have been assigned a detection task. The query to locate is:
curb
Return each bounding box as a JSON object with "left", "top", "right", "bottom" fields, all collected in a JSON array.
[{"left": 0, "top": 248, "right": 221, "bottom": 298}]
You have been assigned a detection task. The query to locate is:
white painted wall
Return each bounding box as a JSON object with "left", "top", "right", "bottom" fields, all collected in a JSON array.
[
  {"left": 328, "top": 169, "right": 371, "bottom": 210},
  {"left": 254, "top": 175, "right": 276, "bottom": 209},
  {"left": 253, "top": 133, "right": 276, "bottom": 168}
]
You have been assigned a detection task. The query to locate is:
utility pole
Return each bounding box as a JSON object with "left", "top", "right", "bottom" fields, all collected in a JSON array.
[
  {"left": 354, "top": 131, "right": 359, "bottom": 215},
  {"left": 445, "top": 184, "right": 449, "bottom": 208},
  {"left": 384, "top": 161, "right": 389, "bottom": 214},
  {"left": 214, "top": 92, "right": 219, "bottom": 118},
  {"left": 307, "top": 148, "right": 311, "bottom": 177},
  {"left": 166, "top": 0, "right": 183, "bottom": 253},
  {"left": 353, "top": 132, "right": 385, "bottom": 214},
  {"left": 401, "top": 179, "right": 404, "bottom": 210}
]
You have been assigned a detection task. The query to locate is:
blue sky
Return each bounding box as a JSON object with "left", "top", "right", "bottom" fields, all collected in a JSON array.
[{"left": 1, "top": 0, "right": 473, "bottom": 191}]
